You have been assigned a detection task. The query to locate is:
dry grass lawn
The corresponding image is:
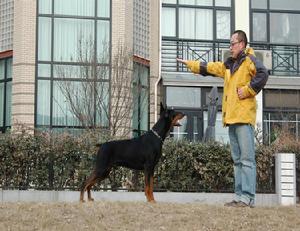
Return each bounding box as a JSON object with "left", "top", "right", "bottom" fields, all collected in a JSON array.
[{"left": 0, "top": 201, "right": 299, "bottom": 231}]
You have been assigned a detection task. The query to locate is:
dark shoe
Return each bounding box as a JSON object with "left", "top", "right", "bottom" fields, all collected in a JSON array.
[
  {"left": 234, "top": 201, "right": 249, "bottom": 207},
  {"left": 234, "top": 201, "right": 255, "bottom": 208},
  {"left": 224, "top": 200, "right": 238, "bottom": 207}
]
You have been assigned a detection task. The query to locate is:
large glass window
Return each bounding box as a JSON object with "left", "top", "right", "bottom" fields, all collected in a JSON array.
[
  {"left": 162, "top": 0, "right": 233, "bottom": 41},
  {"left": 251, "top": 0, "right": 300, "bottom": 44},
  {"left": 166, "top": 86, "right": 229, "bottom": 143},
  {"left": 251, "top": 0, "right": 300, "bottom": 76},
  {"left": 37, "top": 0, "right": 111, "bottom": 130},
  {"left": 263, "top": 89, "right": 300, "bottom": 144},
  {"left": 132, "top": 63, "right": 149, "bottom": 136},
  {"left": 0, "top": 57, "right": 13, "bottom": 132},
  {"left": 161, "top": 0, "right": 233, "bottom": 71}
]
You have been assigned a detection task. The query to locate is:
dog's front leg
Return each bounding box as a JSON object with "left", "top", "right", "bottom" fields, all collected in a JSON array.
[{"left": 144, "top": 170, "right": 156, "bottom": 203}]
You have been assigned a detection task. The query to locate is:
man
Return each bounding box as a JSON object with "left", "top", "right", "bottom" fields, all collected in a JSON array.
[{"left": 177, "top": 30, "right": 268, "bottom": 207}]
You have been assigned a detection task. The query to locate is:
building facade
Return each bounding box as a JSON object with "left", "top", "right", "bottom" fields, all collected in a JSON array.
[
  {"left": 0, "top": 0, "right": 300, "bottom": 143},
  {"left": 160, "top": 0, "right": 300, "bottom": 143},
  {"left": 0, "top": 0, "right": 157, "bottom": 136}
]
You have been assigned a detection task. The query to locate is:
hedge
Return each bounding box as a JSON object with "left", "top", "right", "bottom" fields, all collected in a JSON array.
[{"left": 0, "top": 130, "right": 287, "bottom": 193}]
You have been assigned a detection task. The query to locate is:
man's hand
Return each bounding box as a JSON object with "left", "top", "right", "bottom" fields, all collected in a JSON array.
[
  {"left": 176, "top": 58, "right": 188, "bottom": 65},
  {"left": 237, "top": 87, "right": 247, "bottom": 99}
]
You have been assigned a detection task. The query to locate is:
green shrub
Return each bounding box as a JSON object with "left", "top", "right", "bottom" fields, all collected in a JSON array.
[{"left": 0, "top": 130, "right": 285, "bottom": 193}]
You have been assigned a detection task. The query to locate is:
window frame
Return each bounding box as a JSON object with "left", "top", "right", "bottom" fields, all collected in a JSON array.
[
  {"left": 250, "top": 0, "right": 300, "bottom": 45},
  {"left": 0, "top": 56, "right": 13, "bottom": 133},
  {"left": 162, "top": 0, "right": 235, "bottom": 42},
  {"left": 263, "top": 89, "right": 300, "bottom": 144},
  {"left": 35, "top": 0, "right": 112, "bottom": 131}
]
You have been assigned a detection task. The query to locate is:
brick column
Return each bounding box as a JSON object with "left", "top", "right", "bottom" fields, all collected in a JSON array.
[{"left": 11, "top": 0, "right": 36, "bottom": 131}]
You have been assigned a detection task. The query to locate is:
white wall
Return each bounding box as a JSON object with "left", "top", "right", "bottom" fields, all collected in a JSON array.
[{"left": 234, "top": 0, "right": 250, "bottom": 36}]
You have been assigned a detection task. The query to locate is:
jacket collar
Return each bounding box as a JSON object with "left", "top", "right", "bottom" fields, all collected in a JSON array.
[{"left": 224, "top": 48, "right": 255, "bottom": 74}]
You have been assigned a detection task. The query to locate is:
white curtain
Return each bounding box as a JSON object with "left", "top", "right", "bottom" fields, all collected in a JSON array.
[
  {"left": 37, "top": 80, "right": 50, "bottom": 125},
  {"left": 97, "top": 20, "right": 110, "bottom": 63},
  {"left": 179, "top": 8, "right": 213, "bottom": 40},
  {"left": 52, "top": 81, "right": 82, "bottom": 126},
  {"left": 162, "top": 7, "right": 176, "bottom": 37},
  {"left": 98, "top": 0, "right": 110, "bottom": 17},
  {"left": 54, "top": 0, "right": 94, "bottom": 16},
  {"left": 54, "top": 18, "right": 94, "bottom": 62},
  {"left": 195, "top": 9, "right": 213, "bottom": 40},
  {"left": 38, "top": 17, "right": 52, "bottom": 61},
  {"left": 215, "top": 0, "right": 231, "bottom": 7},
  {"left": 179, "top": 8, "right": 195, "bottom": 39},
  {"left": 39, "top": 0, "right": 52, "bottom": 14},
  {"left": 163, "top": 0, "right": 176, "bottom": 4},
  {"left": 179, "top": 0, "right": 212, "bottom": 6}
]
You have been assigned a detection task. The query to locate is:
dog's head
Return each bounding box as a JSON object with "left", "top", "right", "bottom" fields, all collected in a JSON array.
[{"left": 159, "top": 102, "right": 185, "bottom": 128}]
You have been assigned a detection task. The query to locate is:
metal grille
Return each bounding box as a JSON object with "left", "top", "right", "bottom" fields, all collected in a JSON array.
[{"left": 0, "top": 0, "right": 14, "bottom": 52}]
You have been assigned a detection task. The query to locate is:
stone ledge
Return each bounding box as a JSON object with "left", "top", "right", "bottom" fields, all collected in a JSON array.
[{"left": 0, "top": 190, "right": 278, "bottom": 206}]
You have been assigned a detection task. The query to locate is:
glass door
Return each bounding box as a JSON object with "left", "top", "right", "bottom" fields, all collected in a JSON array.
[{"left": 170, "top": 110, "right": 202, "bottom": 141}]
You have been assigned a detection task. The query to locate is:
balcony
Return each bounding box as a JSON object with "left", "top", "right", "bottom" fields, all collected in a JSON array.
[{"left": 161, "top": 38, "right": 300, "bottom": 77}]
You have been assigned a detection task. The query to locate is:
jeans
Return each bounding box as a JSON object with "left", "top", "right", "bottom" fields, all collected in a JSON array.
[{"left": 228, "top": 124, "right": 256, "bottom": 206}]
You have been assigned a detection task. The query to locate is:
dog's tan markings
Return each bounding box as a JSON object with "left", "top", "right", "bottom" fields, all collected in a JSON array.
[{"left": 171, "top": 113, "right": 185, "bottom": 126}]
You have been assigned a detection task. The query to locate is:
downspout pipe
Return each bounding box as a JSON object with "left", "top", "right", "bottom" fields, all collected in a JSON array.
[{"left": 154, "top": 0, "right": 162, "bottom": 122}]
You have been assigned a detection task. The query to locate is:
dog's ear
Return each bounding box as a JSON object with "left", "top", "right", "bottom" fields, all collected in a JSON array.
[{"left": 160, "top": 102, "right": 165, "bottom": 115}]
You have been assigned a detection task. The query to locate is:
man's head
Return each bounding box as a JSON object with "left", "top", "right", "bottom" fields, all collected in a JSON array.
[{"left": 230, "top": 30, "right": 248, "bottom": 59}]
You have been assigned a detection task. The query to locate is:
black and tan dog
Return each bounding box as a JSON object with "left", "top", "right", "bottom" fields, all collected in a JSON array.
[{"left": 80, "top": 103, "right": 184, "bottom": 202}]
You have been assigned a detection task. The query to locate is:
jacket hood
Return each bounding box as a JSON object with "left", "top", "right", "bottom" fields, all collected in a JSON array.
[{"left": 244, "top": 47, "right": 255, "bottom": 56}]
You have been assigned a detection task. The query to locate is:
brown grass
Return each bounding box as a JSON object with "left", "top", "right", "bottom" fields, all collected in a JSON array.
[{"left": 0, "top": 201, "right": 299, "bottom": 231}]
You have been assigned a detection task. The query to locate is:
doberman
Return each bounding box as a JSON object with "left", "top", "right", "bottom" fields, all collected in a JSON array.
[{"left": 80, "top": 103, "right": 184, "bottom": 202}]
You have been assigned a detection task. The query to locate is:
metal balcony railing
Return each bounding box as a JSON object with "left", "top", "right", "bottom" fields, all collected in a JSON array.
[{"left": 162, "top": 38, "right": 300, "bottom": 76}]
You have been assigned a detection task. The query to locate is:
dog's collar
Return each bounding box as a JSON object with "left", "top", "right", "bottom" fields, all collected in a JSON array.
[{"left": 151, "top": 129, "right": 163, "bottom": 142}]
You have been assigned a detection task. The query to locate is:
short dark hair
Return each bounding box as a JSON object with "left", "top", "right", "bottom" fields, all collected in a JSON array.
[{"left": 233, "top": 30, "right": 248, "bottom": 48}]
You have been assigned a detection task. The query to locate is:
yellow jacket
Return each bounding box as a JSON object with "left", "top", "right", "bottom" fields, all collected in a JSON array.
[{"left": 186, "top": 48, "right": 269, "bottom": 126}]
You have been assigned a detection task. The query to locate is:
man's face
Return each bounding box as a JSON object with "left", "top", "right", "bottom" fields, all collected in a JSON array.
[{"left": 230, "top": 33, "right": 244, "bottom": 59}]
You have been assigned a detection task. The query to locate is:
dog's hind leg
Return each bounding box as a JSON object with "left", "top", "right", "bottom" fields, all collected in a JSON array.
[
  {"left": 80, "top": 171, "right": 97, "bottom": 202},
  {"left": 149, "top": 175, "right": 155, "bottom": 202},
  {"left": 80, "top": 168, "right": 111, "bottom": 202},
  {"left": 87, "top": 168, "right": 111, "bottom": 201}
]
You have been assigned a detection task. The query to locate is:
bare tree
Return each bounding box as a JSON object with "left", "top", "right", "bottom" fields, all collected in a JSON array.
[{"left": 54, "top": 36, "right": 140, "bottom": 138}]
